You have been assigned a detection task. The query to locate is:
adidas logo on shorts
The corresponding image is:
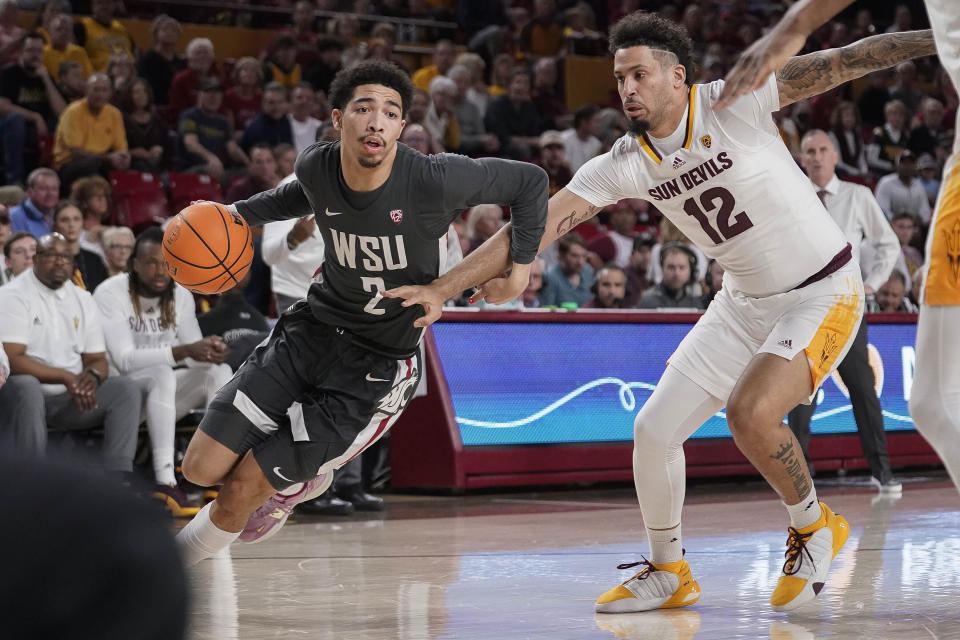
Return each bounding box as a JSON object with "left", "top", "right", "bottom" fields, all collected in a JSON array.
[{"left": 778, "top": 339, "right": 793, "bottom": 349}]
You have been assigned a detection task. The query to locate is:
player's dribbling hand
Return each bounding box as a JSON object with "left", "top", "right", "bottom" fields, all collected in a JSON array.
[
  {"left": 382, "top": 284, "right": 446, "bottom": 328},
  {"left": 472, "top": 262, "right": 531, "bottom": 306}
]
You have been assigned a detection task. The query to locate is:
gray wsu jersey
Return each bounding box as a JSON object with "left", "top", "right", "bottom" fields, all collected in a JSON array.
[{"left": 234, "top": 142, "right": 547, "bottom": 358}]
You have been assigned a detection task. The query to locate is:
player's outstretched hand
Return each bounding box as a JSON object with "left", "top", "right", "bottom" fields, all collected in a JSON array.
[
  {"left": 472, "top": 262, "right": 531, "bottom": 306},
  {"left": 715, "top": 29, "right": 805, "bottom": 110},
  {"left": 382, "top": 284, "right": 445, "bottom": 328}
]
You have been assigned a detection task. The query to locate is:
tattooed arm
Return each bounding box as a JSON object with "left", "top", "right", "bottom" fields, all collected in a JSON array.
[
  {"left": 777, "top": 30, "right": 937, "bottom": 108},
  {"left": 383, "top": 188, "right": 603, "bottom": 325}
]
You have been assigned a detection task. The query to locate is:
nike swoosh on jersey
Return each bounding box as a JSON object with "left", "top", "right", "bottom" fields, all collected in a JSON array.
[
  {"left": 365, "top": 373, "right": 390, "bottom": 382},
  {"left": 325, "top": 208, "right": 343, "bottom": 216},
  {"left": 273, "top": 467, "right": 296, "bottom": 483}
]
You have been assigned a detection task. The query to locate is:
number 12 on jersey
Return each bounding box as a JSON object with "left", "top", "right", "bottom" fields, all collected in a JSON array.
[
  {"left": 362, "top": 276, "right": 387, "bottom": 315},
  {"left": 682, "top": 186, "right": 754, "bottom": 245}
]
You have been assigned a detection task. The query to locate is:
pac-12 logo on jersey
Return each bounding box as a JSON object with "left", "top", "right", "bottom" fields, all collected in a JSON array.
[
  {"left": 700, "top": 135, "right": 712, "bottom": 148},
  {"left": 390, "top": 209, "right": 403, "bottom": 224}
]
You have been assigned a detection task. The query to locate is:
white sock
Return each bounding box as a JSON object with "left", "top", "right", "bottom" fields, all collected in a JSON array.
[
  {"left": 176, "top": 502, "right": 241, "bottom": 567},
  {"left": 785, "top": 486, "right": 821, "bottom": 530},
  {"left": 154, "top": 450, "right": 176, "bottom": 486},
  {"left": 648, "top": 523, "right": 683, "bottom": 565}
]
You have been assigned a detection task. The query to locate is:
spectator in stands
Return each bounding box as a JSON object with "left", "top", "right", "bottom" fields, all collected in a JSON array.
[
  {"left": 263, "top": 34, "right": 302, "bottom": 91},
  {"left": 623, "top": 232, "right": 654, "bottom": 308},
  {"left": 224, "top": 57, "right": 262, "bottom": 133},
  {"left": 287, "top": 0, "right": 318, "bottom": 69},
  {"left": 274, "top": 142, "right": 297, "bottom": 177},
  {"left": 33, "top": 0, "right": 64, "bottom": 46},
  {"left": 520, "top": 257, "right": 545, "bottom": 308},
  {"left": 262, "top": 198, "right": 323, "bottom": 313},
  {"left": 120, "top": 78, "right": 167, "bottom": 173},
  {"left": 288, "top": 82, "right": 320, "bottom": 153},
  {"left": 405, "top": 90, "right": 443, "bottom": 154},
  {"left": 327, "top": 13, "right": 364, "bottom": 68},
  {"left": 168, "top": 37, "right": 217, "bottom": 116},
  {"left": 890, "top": 60, "right": 924, "bottom": 116},
  {"left": 305, "top": 35, "right": 345, "bottom": 97},
  {"left": 226, "top": 143, "right": 279, "bottom": 202},
  {"left": 399, "top": 122, "right": 432, "bottom": 155},
  {"left": 917, "top": 153, "right": 942, "bottom": 208},
  {"left": 596, "top": 107, "right": 628, "bottom": 150},
  {"left": 99, "top": 226, "right": 133, "bottom": 277},
  {"left": 78, "top": 0, "right": 133, "bottom": 73},
  {"left": 317, "top": 119, "right": 339, "bottom": 143},
  {"left": 484, "top": 68, "right": 541, "bottom": 160},
  {"left": 425, "top": 76, "right": 460, "bottom": 152},
  {"left": 0, "top": 0, "right": 24, "bottom": 66},
  {"left": 178, "top": 78, "right": 250, "bottom": 180},
  {"left": 872, "top": 270, "right": 916, "bottom": 312},
  {"left": 94, "top": 227, "right": 231, "bottom": 515},
  {"left": 540, "top": 233, "right": 594, "bottom": 307},
  {"left": 465, "top": 204, "right": 504, "bottom": 254},
  {"left": 196, "top": 271, "right": 270, "bottom": 372},
  {"left": 562, "top": 2, "right": 605, "bottom": 56},
  {"left": 538, "top": 130, "right": 572, "bottom": 197},
  {"left": 0, "top": 232, "right": 140, "bottom": 470},
  {"left": 489, "top": 53, "right": 515, "bottom": 97},
  {"left": 0, "top": 204, "right": 8, "bottom": 247},
  {"left": 43, "top": 14, "right": 92, "bottom": 80},
  {"left": 561, "top": 104, "right": 602, "bottom": 172},
  {"left": 638, "top": 244, "right": 703, "bottom": 310},
  {"left": 875, "top": 150, "right": 932, "bottom": 224},
  {"left": 447, "top": 64, "right": 497, "bottom": 156},
  {"left": 69, "top": 175, "right": 111, "bottom": 258},
  {"left": 588, "top": 199, "right": 638, "bottom": 268},
  {"left": 455, "top": 52, "right": 490, "bottom": 117},
  {"left": 105, "top": 53, "right": 135, "bottom": 103},
  {"left": 910, "top": 97, "right": 948, "bottom": 158},
  {"left": 886, "top": 4, "right": 913, "bottom": 33},
  {"left": 891, "top": 212, "right": 925, "bottom": 277},
  {"left": 369, "top": 22, "right": 408, "bottom": 72},
  {"left": 857, "top": 70, "right": 890, "bottom": 129},
  {"left": 867, "top": 99, "right": 910, "bottom": 175},
  {"left": 52, "top": 200, "right": 108, "bottom": 292},
  {"left": 0, "top": 31, "right": 66, "bottom": 187},
  {"left": 412, "top": 39, "right": 455, "bottom": 91},
  {"left": 240, "top": 82, "right": 293, "bottom": 152},
  {"left": 584, "top": 263, "right": 628, "bottom": 309},
  {"left": 531, "top": 57, "right": 570, "bottom": 133},
  {"left": 521, "top": 0, "right": 564, "bottom": 57},
  {"left": 57, "top": 60, "right": 87, "bottom": 103},
  {"left": 54, "top": 73, "right": 129, "bottom": 188},
  {"left": 137, "top": 15, "right": 184, "bottom": 107},
  {"left": 9, "top": 168, "right": 59, "bottom": 237},
  {"left": 828, "top": 101, "right": 869, "bottom": 178},
  {"left": 2, "top": 230, "right": 35, "bottom": 286},
  {"left": 701, "top": 259, "right": 725, "bottom": 307}
]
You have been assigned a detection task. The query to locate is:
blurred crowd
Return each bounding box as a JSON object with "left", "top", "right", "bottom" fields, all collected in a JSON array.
[{"left": 0, "top": 0, "right": 950, "bottom": 507}]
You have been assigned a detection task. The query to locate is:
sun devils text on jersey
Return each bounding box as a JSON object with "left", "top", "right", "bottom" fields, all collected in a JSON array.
[
  {"left": 234, "top": 142, "right": 547, "bottom": 358},
  {"left": 568, "top": 75, "right": 849, "bottom": 297}
]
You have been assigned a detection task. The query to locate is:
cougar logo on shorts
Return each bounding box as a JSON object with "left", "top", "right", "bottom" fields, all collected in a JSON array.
[
  {"left": 819, "top": 332, "right": 840, "bottom": 368},
  {"left": 377, "top": 366, "right": 419, "bottom": 415},
  {"left": 944, "top": 220, "right": 960, "bottom": 282}
]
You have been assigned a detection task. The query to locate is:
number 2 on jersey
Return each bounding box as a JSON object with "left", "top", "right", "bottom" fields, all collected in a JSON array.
[
  {"left": 682, "top": 186, "right": 753, "bottom": 245},
  {"left": 362, "top": 276, "right": 386, "bottom": 315}
]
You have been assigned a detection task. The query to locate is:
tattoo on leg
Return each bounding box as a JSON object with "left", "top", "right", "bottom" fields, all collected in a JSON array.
[
  {"left": 555, "top": 205, "right": 600, "bottom": 236},
  {"left": 769, "top": 441, "right": 811, "bottom": 498}
]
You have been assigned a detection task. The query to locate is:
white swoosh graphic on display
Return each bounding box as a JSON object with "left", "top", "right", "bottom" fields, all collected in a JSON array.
[{"left": 455, "top": 379, "right": 914, "bottom": 429}]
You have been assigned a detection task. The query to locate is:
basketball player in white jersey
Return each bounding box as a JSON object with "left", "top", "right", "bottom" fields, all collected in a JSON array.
[
  {"left": 719, "top": 0, "right": 960, "bottom": 493},
  {"left": 386, "top": 12, "right": 935, "bottom": 612}
]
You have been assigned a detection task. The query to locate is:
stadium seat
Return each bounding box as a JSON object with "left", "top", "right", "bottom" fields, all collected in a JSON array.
[
  {"left": 109, "top": 171, "right": 170, "bottom": 232},
  {"left": 168, "top": 172, "right": 224, "bottom": 211}
]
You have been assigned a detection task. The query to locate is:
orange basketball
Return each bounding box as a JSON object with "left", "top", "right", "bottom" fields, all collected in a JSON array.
[{"left": 162, "top": 202, "right": 254, "bottom": 294}]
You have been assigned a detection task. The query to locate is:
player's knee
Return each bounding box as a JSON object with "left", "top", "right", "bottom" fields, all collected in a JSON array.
[
  {"left": 725, "top": 395, "right": 770, "bottom": 438},
  {"left": 181, "top": 452, "right": 219, "bottom": 487}
]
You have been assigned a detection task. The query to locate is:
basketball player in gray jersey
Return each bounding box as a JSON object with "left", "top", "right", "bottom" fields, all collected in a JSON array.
[{"left": 176, "top": 61, "right": 548, "bottom": 565}]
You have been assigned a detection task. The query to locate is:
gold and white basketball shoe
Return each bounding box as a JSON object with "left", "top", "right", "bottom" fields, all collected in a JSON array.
[
  {"left": 595, "top": 557, "right": 701, "bottom": 613},
  {"left": 770, "top": 501, "right": 850, "bottom": 611}
]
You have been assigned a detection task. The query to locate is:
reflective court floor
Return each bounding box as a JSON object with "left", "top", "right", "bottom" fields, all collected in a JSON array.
[{"left": 185, "top": 475, "right": 960, "bottom": 640}]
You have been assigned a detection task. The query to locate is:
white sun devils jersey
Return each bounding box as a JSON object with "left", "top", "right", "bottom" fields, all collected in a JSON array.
[
  {"left": 234, "top": 141, "right": 547, "bottom": 359},
  {"left": 568, "top": 75, "right": 848, "bottom": 297}
]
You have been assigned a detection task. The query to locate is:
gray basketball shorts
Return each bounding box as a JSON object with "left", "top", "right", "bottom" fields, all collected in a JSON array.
[{"left": 199, "top": 302, "right": 421, "bottom": 490}]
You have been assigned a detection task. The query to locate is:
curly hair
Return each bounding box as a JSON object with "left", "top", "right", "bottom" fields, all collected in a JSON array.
[
  {"left": 129, "top": 227, "right": 177, "bottom": 330},
  {"left": 608, "top": 11, "right": 696, "bottom": 86},
  {"left": 328, "top": 60, "right": 414, "bottom": 118}
]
